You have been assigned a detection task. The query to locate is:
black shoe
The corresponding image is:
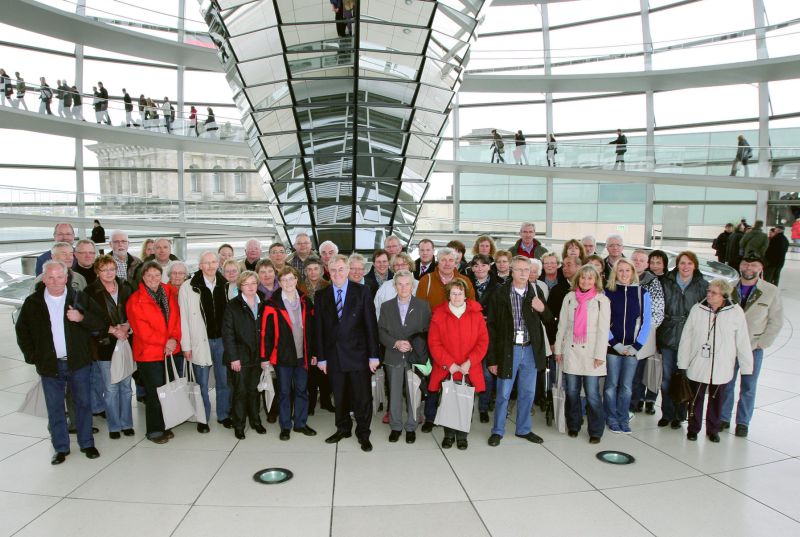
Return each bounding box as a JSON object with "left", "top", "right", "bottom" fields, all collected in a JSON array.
[
  {"left": 252, "top": 424, "right": 267, "bottom": 435},
  {"left": 164, "top": 429, "right": 175, "bottom": 440},
  {"left": 657, "top": 418, "right": 670, "bottom": 427},
  {"left": 137, "top": 396, "right": 145, "bottom": 403},
  {"left": 148, "top": 434, "right": 169, "bottom": 444},
  {"left": 122, "top": 429, "right": 135, "bottom": 437},
  {"left": 321, "top": 403, "right": 336, "bottom": 413},
  {"left": 457, "top": 439, "right": 468, "bottom": 450},
  {"left": 708, "top": 432, "right": 721, "bottom": 443},
  {"left": 645, "top": 402, "right": 656, "bottom": 415},
  {"left": 735, "top": 424, "right": 749, "bottom": 438},
  {"left": 51, "top": 451, "right": 69, "bottom": 465},
  {"left": 568, "top": 430, "right": 579, "bottom": 438},
  {"left": 218, "top": 418, "right": 233, "bottom": 429},
  {"left": 479, "top": 411, "right": 489, "bottom": 423},
  {"left": 308, "top": 409, "right": 315, "bottom": 416},
  {"left": 633, "top": 400, "right": 644, "bottom": 413},
  {"left": 197, "top": 423, "right": 210, "bottom": 433},
  {"left": 235, "top": 429, "right": 245, "bottom": 440},
  {"left": 325, "top": 431, "right": 352, "bottom": 444},
  {"left": 280, "top": 429, "right": 290, "bottom": 441},
  {"left": 488, "top": 433, "right": 502, "bottom": 447},
  {"left": 267, "top": 415, "right": 277, "bottom": 423},
  {"left": 93, "top": 411, "right": 106, "bottom": 419},
  {"left": 442, "top": 437, "right": 454, "bottom": 449},
  {"left": 406, "top": 431, "right": 416, "bottom": 444},
  {"left": 109, "top": 431, "right": 121, "bottom": 440},
  {"left": 72, "top": 426, "right": 100, "bottom": 434},
  {"left": 389, "top": 430, "right": 401, "bottom": 443},
  {"left": 687, "top": 432, "right": 698, "bottom": 441},
  {"left": 721, "top": 421, "right": 731, "bottom": 430},
  {"left": 589, "top": 436, "right": 601, "bottom": 444},
  {"left": 293, "top": 426, "right": 317, "bottom": 436},
  {"left": 670, "top": 419, "right": 682, "bottom": 430},
  {"left": 359, "top": 438, "right": 373, "bottom": 452},
  {"left": 516, "top": 432, "right": 544, "bottom": 444},
  {"left": 80, "top": 447, "right": 100, "bottom": 459},
  {"left": 421, "top": 422, "right": 434, "bottom": 433}
]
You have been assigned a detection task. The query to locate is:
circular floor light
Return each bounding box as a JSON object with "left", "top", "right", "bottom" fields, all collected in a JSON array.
[
  {"left": 253, "top": 468, "right": 293, "bottom": 484},
  {"left": 596, "top": 451, "right": 635, "bottom": 465}
]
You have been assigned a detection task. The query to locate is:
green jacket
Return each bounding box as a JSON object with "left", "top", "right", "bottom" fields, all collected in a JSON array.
[{"left": 740, "top": 229, "right": 768, "bottom": 258}]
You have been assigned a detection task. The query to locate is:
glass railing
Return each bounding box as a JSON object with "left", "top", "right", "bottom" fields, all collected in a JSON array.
[
  {"left": 1, "top": 81, "right": 245, "bottom": 142},
  {"left": 451, "top": 139, "right": 800, "bottom": 179},
  {"left": 0, "top": 185, "right": 274, "bottom": 228}
]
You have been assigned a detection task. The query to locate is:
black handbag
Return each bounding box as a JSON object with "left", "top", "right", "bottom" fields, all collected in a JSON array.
[{"left": 668, "top": 369, "right": 693, "bottom": 405}]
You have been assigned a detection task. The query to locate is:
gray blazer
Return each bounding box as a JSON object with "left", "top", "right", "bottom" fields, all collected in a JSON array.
[{"left": 378, "top": 295, "right": 432, "bottom": 367}]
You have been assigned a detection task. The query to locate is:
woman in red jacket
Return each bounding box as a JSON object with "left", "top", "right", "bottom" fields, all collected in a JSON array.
[
  {"left": 428, "top": 279, "right": 488, "bottom": 450},
  {"left": 126, "top": 261, "right": 181, "bottom": 444}
]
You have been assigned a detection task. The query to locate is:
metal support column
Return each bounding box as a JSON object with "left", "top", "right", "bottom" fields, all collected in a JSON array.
[
  {"left": 75, "top": 0, "right": 86, "bottom": 238},
  {"left": 641, "top": 0, "right": 655, "bottom": 245},
  {"left": 452, "top": 94, "right": 460, "bottom": 233},
  {"left": 753, "top": 0, "right": 770, "bottom": 221},
  {"left": 177, "top": 0, "right": 186, "bottom": 121},
  {"left": 541, "top": 4, "right": 553, "bottom": 236}
]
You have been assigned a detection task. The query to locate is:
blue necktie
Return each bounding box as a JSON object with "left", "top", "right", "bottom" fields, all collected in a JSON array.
[{"left": 336, "top": 288, "right": 343, "bottom": 319}]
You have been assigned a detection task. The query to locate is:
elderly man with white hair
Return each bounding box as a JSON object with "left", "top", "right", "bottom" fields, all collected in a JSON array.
[
  {"left": 179, "top": 251, "right": 232, "bottom": 432},
  {"left": 16, "top": 260, "right": 107, "bottom": 465},
  {"left": 109, "top": 230, "right": 142, "bottom": 284},
  {"left": 288, "top": 233, "right": 316, "bottom": 272},
  {"left": 239, "top": 239, "right": 263, "bottom": 272},
  {"left": 581, "top": 235, "right": 597, "bottom": 257},
  {"left": 603, "top": 233, "right": 625, "bottom": 281},
  {"left": 319, "top": 240, "right": 338, "bottom": 280}
]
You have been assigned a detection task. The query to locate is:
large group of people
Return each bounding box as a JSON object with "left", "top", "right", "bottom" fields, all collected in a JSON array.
[
  {"left": 15, "top": 221, "right": 785, "bottom": 465},
  {"left": 0, "top": 69, "right": 221, "bottom": 136}
]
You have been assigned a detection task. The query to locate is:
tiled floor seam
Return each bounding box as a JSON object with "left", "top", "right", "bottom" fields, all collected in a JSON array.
[
  {"left": 706, "top": 472, "right": 800, "bottom": 525},
  {"left": 9, "top": 440, "right": 142, "bottom": 537},
  {"left": 168, "top": 437, "right": 240, "bottom": 537},
  {"left": 0, "top": 437, "right": 45, "bottom": 463},
  {"left": 429, "top": 429, "right": 494, "bottom": 537},
  {"left": 329, "top": 443, "right": 338, "bottom": 537},
  {"left": 540, "top": 439, "right": 658, "bottom": 537}
]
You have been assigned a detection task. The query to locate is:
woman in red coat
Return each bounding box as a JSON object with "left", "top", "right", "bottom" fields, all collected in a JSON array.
[
  {"left": 428, "top": 279, "right": 488, "bottom": 450},
  {"left": 126, "top": 261, "right": 181, "bottom": 444}
]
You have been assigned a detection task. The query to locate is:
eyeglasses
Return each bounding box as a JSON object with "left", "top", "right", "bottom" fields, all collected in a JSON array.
[{"left": 111, "top": 240, "right": 129, "bottom": 244}]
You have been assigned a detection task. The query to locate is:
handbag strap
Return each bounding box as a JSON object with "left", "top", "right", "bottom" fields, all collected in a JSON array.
[{"left": 164, "top": 353, "right": 180, "bottom": 381}]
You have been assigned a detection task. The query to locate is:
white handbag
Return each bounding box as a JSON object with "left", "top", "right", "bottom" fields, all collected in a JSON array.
[
  {"left": 257, "top": 365, "right": 275, "bottom": 410},
  {"left": 185, "top": 363, "right": 207, "bottom": 424},
  {"left": 110, "top": 339, "right": 136, "bottom": 384},
  {"left": 157, "top": 354, "right": 194, "bottom": 430},
  {"left": 18, "top": 379, "right": 48, "bottom": 418},
  {"left": 434, "top": 375, "right": 475, "bottom": 433}
]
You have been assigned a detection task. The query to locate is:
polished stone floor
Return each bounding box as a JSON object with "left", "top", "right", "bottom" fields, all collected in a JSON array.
[{"left": 1, "top": 263, "right": 799, "bottom": 537}]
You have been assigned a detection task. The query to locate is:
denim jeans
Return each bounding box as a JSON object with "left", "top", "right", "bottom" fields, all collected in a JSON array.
[
  {"left": 41, "top": 361, "right": 94, "bottom": 453},
  {"left": 631, "top": 358, "right": 657, "bottom": 407},
  {"left": 660, "top": 347, "right": 687, "bottom": 421},
  {"left": 604, "top": 353, "right": 639, "bottom": 427},
  {"left": 209, "top": 338, "right": 231, "bottom": 421},
  {"left": 492, "top": 344, "right": 536, "bottom": 437},
  {"left": 721, "top": 348, "right": 763, "bottom": 426},
  {"left": 277, "top": 360, "right": 309, "bottom": 430},
  {"left": 565, "top": 373, "right": 605, "bottom": 438},
  {"left": 95, "top": 360, "right": 133, "bottom": 432},
  {"left": 192, "top": 363, "right": 212, "bottom": 423},
  {"left": 478, "top": 361, "right": 496, "bottom": 413},
  {"left": 90, "top": 361, "right": 105, "bottom": 414}
]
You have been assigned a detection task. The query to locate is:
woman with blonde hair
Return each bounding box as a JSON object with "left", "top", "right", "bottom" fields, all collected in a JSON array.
[
  {"left": 555, "top": 264, "right": 610, "bottom": 443},
  {"left": 471, "top": 235, "right": 497, "bottom": 260},
  {"left": 139, "top": 239, "right": 155, "bottom": 262},
  {"left": 603, "top": 258, "right": 652, "bottom": 434}
]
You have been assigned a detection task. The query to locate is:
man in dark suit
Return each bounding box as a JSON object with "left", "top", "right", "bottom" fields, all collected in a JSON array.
[
  {"left": 414, "top": 239, "right": 437, "bottom": 279},
  {"left": 315, "top": 254, "right": 380, "bottom": 452}
]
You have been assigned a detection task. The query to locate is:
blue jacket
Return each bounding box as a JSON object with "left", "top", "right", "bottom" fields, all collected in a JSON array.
[{"left": 605, "top": 284, "right": 651, "bottom": 353}]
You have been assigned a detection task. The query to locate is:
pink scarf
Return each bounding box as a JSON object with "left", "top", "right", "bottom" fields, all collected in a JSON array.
[{"left": 573, "top": 287, "right": 597, "bottom": 344}]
